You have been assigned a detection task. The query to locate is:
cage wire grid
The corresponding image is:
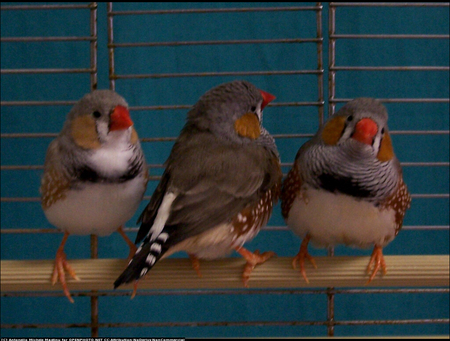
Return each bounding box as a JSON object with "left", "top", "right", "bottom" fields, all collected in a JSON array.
[{"left": 0, "top": 2, "right": 449, "bottom": 338}]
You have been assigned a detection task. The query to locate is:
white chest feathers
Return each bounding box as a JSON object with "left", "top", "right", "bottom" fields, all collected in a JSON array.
[
  {"left": 286, "top": 186, "right": 397, "bottom": 249},
  {"left": 87, "top": 130, "right": 135, "bottom": 178},
  {"left": 44, "top": 176, "right": 146, "bottom": 236}
]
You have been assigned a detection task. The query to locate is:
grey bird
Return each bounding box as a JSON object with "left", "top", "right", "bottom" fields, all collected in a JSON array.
[
  {"left": 281, "top": 98, "right": 411, "bottom": 283},
  {"left": 114, "top": 80, "right": 282, "bottom": 296},
  {"left": 40, "top": 90, "right": 148, "bottom": 302}
]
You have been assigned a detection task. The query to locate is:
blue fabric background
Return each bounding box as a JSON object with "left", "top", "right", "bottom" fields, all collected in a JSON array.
[{"left": 1, "top": 2, "right": 449, "bottom": 337}]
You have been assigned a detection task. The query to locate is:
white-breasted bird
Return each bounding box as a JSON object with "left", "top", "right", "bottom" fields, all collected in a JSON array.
[
  {"left": 40, "top": 90, "right": 148, "bottom": 302},
  {"left": 281, "top": 98, "right": 411, "bottom": 283}
]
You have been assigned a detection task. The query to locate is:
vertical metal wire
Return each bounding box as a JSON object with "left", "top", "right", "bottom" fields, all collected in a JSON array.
[
  {"left": 327, "top": 246, "right": 336, "bottom": 336},
  {"left": 90, "top": 2, "right": 98, "bottom": 90},
  {"left": 107, "top": 2, "right": 115, "bottom": 91},
  {"left": 89, "top": 3, "right": 99, "bottom": 338},
  {"left": 328, "top": 4, "right": 337, "bottom": 117},
  {"left": 326, "top": 5, "right": 337, "bottom": 336},
  {"left": 316, "top": 2, "right": 325, "bottom": 126}
]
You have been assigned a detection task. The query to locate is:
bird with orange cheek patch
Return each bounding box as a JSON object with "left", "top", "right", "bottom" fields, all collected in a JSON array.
[
  {"left": 114, "top": 80, "right": 282, "bottom": 297},
  {"left": 281, "top": 98, "right": 411, "bottom": 284},
  {"left": 40, "top": 90, "right": 148, "bottom": 302}
]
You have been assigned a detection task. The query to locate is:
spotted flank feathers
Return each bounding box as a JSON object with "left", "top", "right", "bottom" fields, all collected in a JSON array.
[
  {"left": 379, "top": 177, "right": 411, "bottom": 235},
  {"left": 281, "top": 163, "right": 302, "bottom": 219},
  {"left": 231, "top": 185, "right": 280, "bottom": 246}
]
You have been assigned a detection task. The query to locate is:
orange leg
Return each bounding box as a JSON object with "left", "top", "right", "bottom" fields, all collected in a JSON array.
[
  {"left": 130, "top": 280, "right": 139, "bottom": 300},
  {"left": 292, "top": 234, "right": 317, "bottom": 283},
  {"left": 51, "top": 231, "right": 80, "bottom": 303},
  {"left": 188, "top": 253, "right": 202, "bottom": 277},
  {"left": 235, "top": 247, "right": 276, "bottom": 287},
  {"left": 117, "top": 226, "right": 137, "bottom": 263},
  {"left": 117, "top": 226, "right": 140, "bottom": 299},
  {"left": 366, "top": 245, "right": 387, "bottom": 284}
]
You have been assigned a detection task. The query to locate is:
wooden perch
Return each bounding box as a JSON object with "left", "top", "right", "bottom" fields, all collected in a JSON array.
[{"left": 1, "top": 255, "right": 449, "bottom": 294}]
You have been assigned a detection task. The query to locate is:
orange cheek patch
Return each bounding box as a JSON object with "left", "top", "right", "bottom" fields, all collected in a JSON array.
[
  {"left": 321, "top": 116, "right": 346, "bottom": 145},
  {"left": 130, "top": 127, "right": 139, "bottom": 145},
  {"left": 70, "top": 115, "right": 101, "bottom": 149},
  {"left": 234, "top": 113, "right": 261, "bottom": 140},
  {"left": 377, "top": 132, "right": 394, "bottom": 162}
]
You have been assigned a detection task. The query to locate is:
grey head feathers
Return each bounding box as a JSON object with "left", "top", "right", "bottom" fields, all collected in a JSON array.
[{"left": 298, "top": 98, "right": 400, "bottom": 203}]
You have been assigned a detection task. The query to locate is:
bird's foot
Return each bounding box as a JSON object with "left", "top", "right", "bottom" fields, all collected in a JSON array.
[
  {"left": 366, "top": 245, "right": 387, "bottom": 284},
  {"left": 236, "top": 247, "right": 276, "bottom": 287},
  {"left": 130, "top": 280, "right": 139, "bottom": 300},
  {"left": 292, "top": 235, "right": 317, "bottom": 283},
  {"left": 51, "top": 249, "right": 80, "bottom": 303},
  {"left": 188, "top": 253, "right": 202, "bottom": 277},
  {"left": 117, "top": 226, "right": 138, "bottom": 264}
]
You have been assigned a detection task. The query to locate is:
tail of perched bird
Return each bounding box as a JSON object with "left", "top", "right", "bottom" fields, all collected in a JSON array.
[
  {"left": 281, "top": 97, "right": 411, "bottom": 284},
  {"left": 114, "top": 80, "right": 281, "bottom": 293}
]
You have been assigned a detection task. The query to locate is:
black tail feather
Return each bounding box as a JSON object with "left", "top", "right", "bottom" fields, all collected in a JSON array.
[{"left": 114, "top": 240, "right": 165, "bottom": 289}]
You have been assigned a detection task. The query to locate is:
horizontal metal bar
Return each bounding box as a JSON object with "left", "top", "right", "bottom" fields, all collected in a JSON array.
[
  {"left": 2, "top": 129, "right": 448, "bottom": 140},
  {"left": 0, "top": 101, "right": 77, "bottom": 106},
  {"left": 1, "top": 225, "right": 449, "bottom": 235},
  {"left": 0, "top": 4, "right": 95, "bottom": 11},
  {"left": 334, "top": 319, "right": 450, "bottom": 326},
  {"left": 0, "top": 133, "right": 59, "bottom": 138},
  {"left": 330, "top": 2, "right": 449, "bottom": 7},
  {"left": 330, "top": 66, "right": 449, "bottom": 71},
  {"left": 389, "top": 131, "right": 450, "bottom": 135},
  {"left": 330, "top": 98, "right": 450, "bottom": 103},
  {"left": 411, "top": 194, "right": 449, "bottom": 199},
  {"left": 1, "top": 36, "right": 95, "bottom": 42},
  {"left": 2, "top": 317, "right": 448, "bottom": 329},
  {"left": 2, "top": 287, "right": 448, "bottom": 299},
  {"left": 109, "top": 6, "right": 323, "bottom": 16},
  {"left": 0, "top": 197, "right": 41, "bottom": 202},
  {"left": 1, "top": 68, "right": 96, "bottom": 75},
  {"left": 331, "top": 34, "right": 449, "bottom": 40},
  {"left": 110, "top": 38, "right": 322, "bottom": 48},
  {"left": 126, "top": 101, "right": 324, "bottom": 111},
  {"left": 400, "top": 162, "right": 450, "bottom": 167},
  {"left": 112, "top": 70, "right": 323, "bottom": 79}
]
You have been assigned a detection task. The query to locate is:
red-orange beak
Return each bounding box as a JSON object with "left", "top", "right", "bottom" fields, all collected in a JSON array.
[
  {"left": 260, "top": 89, "right": 276, "bottom": 110},
  {"left": 109, "top": 105, "right": 133, "bottom": 131},
  {"left": 352, "top": 117, "right": 378, "bottom": 145}
]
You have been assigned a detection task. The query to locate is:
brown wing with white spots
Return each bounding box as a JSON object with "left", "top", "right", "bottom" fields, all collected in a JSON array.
[
  {"left": 232, "top": 180, "right": 280, "bottom": 244},
  {"left": 379, "top": 175, "right": 412, "bottom": 236},
  {"left": 281, "top": 163, "right": 303, "bottom": 220}
]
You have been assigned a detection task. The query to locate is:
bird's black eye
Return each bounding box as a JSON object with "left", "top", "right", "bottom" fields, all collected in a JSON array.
[
  {"left": 92, "top": 111, "right": 101, "bottom": 119},
  {"left": 347, "top": 115, "right": 353, "bottom": 122},
  {"left": 381, "top": 128, "right": 385, "bottom": 134},
  {"left": 251, "top": 106, "right": 256, "bottom": 112}
]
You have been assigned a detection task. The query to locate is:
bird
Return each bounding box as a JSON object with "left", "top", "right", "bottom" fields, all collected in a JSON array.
[
  {"left": 114, "top": 80, "right": 282, "bottom": 295},
  {"left": 281, "top": 98, "right": 411, "bottom": 284},
  {"left": 40, "top": 89, "right": 148, "bottom": 302}
]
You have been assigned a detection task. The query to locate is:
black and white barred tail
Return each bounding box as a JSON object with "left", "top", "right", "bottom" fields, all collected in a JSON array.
[{"left": 113, "top": 232, "right": 169, "bottom": 288}]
